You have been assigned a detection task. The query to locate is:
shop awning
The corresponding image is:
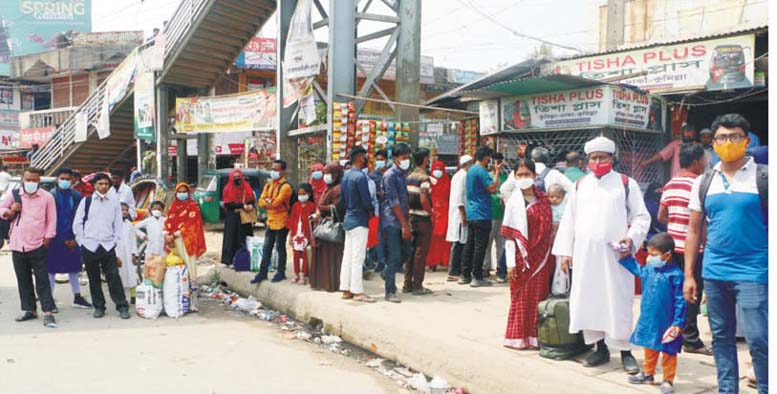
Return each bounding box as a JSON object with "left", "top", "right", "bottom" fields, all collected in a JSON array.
[{"left": 468, "top": 74, "right": 607, "bottom": 97}]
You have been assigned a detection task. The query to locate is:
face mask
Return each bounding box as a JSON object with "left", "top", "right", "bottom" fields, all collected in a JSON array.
[
  {"left": 375, "top": 160, "right": 386, "bottom": 170},
  {"left": 23, "top": 182, "right": 38, "bottom": 194},
  {"left": 58, "top": 179, "right": 72, "bottom": 190},
  {"left": 298, "top": 195, "right": 310, "bottom": 203},
  {"left": 399, "top": 159, "right": 411, "bottom": 171},
  {"left": 515, "top": 178, "right": 534, "bottom": 190},
  {"left": 682, "top": 136, "right": 695, "bottom": 143},
  {"left": 714, "top": 140, "right": 748, "bottom": 162},
  {"left": 311, "top": 171, "right": 323, "bottom": 180},
  {"left": 646, "top": 254, "right": 667, "bottom": 269},
  {"left": 324, "top": 174, "right": 334, "bottom": 185},
  {"left": 588, "top": 161, "right": 612, "bottom": 177},
  {"left": 432, "top": 170, "right": 443, "bottom": 179},
  {"left": 233, "top": 178, "right": 242, "bottom": 185},
  {"left": 152, "top": 210, "right": 162, "bottom": 218},
  {"left": 270, "top": 170, "right": 280, "bottom": 180},
  {"left": 176, "top": 192, "right": 189, "bottom": 201}
]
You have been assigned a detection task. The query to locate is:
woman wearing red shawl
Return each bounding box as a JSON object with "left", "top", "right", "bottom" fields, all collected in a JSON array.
[
  {"left": 220, "top": 169, "right": 256, "bottom": 265},
  {"left": 309, "top": 163, "right": 327, "bottom": 202},
  {"left": 310, "top": 162, "right": 345, "bottom": 292},
  {"left": 501, "top": 159, "right": 554, "bottom": 350},
  {"left": 165, "top": 183, "right": 207, "bottom": 278},
  {"left": 426, "top": 160, "right": 451, "bottom": 269}
]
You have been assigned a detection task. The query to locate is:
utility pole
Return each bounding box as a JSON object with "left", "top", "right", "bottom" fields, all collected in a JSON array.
[
  {"left": 605, "top": 0, "right": 625, "bottom": 51},
  {"left": 277, "top": 0, "right": 299, "bottom": 185},
  {"left": 396, "top": 0, "right": 422, "bottom": 149},
  {"left": 155, "top": 85, "right": 169, "bottom": 186}
]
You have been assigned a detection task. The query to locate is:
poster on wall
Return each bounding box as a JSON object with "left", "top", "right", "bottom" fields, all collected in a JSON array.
[
  {"left": 235, "top": 37, "right": 276, "bottom": 70},
  {"left": 175, "top": 89, "right": 277, "bottom": 134},
  {"left": 105, "top": 49, "right": 138, "bottom": 110},
  {"left": 479, "top": 100, "right": 499, "bottom": 135},
  {"left": 133, "top": 71, "right": 155, "bottom": 141},
  {"left": 19, "top": 126, "right": 55, "bottom": 148},
  {"left": 283, "top": 0, "right": 320, "bottom": 80},
  {"left": 543, "top": 34, "right": 756, "bottom": 93}
]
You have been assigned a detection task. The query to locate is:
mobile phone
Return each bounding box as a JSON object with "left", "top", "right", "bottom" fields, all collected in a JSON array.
[{"left": 609, "top": 241, "right": 630, "bottom": 253}]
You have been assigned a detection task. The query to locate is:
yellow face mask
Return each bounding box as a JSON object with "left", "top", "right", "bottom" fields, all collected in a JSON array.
[{"left": 714, "top": 139, "right": 748, "bottom": 162}]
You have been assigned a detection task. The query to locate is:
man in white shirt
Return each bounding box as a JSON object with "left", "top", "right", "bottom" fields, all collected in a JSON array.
[
  {"left": 108, "top": 169, "right": 137, "bottom": 220},
  {"left": 0, "top": 166, "right": 11, "bottom": 202},
  {"left": 501, "top": 147, "right": 573, "bottom": 200},
  {"left": 73, "top": 173, "right": 130, "bottom": 319},
  {"left": 445, "top": 155, "right": 472, "bottom": 282}
]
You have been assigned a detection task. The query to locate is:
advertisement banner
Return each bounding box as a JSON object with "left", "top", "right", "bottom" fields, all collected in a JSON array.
[
  {"left": 105, "top": 48, "right": 138, "bottom": 110},
  {"left": 501, "top": 86, "right": 658, "bottom": 131},
  {"left": 543, "top": 34, "right": 755, "bottom": 93},
  {"left": 283, "top": 0, "right": 320, "bottom": 79},
  {"left": 19, "top": 126, "right": 54, "bottom": 148},
  {"left": 72, "top": 31, "right": 142, "bottom": 47},
  {"left": 0, "top": 130, "right": 17, "bottom": 150},
  {"left": 134, "top": 71, "right": 155, "bottom": 141},
  {"left": 74, "top": 112, "right": 87, "bottom": 143},
  {"left": 97, "top": 99, "right": 110, "bottom": 139},
  {"left": 479, "top": 100, "right": 499, "bottom": 136},
  {"left": 235, "top": 37, "right": 276, "bottom": 70},
  {"left": 0, "top": 1, "right": 92, "bottom": 75},
  {"left": 175, "top": 89, "right": 276, "bottom": 134}
]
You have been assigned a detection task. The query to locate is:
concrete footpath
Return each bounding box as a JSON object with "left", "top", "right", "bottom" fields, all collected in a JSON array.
[{"left": 199, "top": 258, "right": 756, "bottom": 394}]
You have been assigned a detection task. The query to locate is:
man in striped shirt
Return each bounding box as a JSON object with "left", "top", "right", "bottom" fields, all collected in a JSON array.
[
  {"left": 404, "top": 148, "right": 434, "bottom": 295},
  {"left": 658, "top": 142, "right": 711, "bottom": 355}
]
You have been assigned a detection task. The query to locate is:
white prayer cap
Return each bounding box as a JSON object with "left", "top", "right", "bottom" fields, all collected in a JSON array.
[
  {"left": 584, "top": 136, "right": 616, "bottom": 155},
  {"left": 459, "top": 155, "right": 473, "bottom": 166},
  {"left": 699, "top": 128, "right": 713, "bottom": 135}
]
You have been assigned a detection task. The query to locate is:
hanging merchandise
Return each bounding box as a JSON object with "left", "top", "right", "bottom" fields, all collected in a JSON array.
[
  {"left": 330, "top": 102, "right": 357, "bottom": 163},
  {"left": 459, "top": 118, "right": 479, "bottom": 157}
]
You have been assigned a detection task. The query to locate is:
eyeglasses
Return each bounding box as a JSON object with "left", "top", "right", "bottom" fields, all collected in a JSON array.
[{"left": 714, "top": 134, "right": 746, "bottom": 144}]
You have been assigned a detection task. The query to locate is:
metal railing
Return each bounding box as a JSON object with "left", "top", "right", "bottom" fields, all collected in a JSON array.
[
  {"left": 19, "top": 107, "right": 77, "bottom": 129},
  {"left": 31, "top": 0, "right": 210, "bottom": 173}
]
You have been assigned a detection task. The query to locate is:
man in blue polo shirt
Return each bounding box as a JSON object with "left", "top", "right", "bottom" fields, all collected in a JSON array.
[
  {"left": 684, "top": 113, "right": 768, "bottom": 394},
  {"left": 460, "top": 146, "right": 503, "bottom": 287}
]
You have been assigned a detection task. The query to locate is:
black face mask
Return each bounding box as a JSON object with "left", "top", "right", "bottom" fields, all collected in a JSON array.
[
  {"left": 683, "top": 137, "right": 695, "bottom": 143},
  {"left": 234, "top": 178, "right": 242, "bottom": 185}
]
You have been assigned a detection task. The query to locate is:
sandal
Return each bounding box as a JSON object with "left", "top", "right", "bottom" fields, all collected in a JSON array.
[
  {"left": 290, "top": 277, "right": 300, "bottom": 285},
  {"left": 15, "top": 311, "right": 37, "bottom": 322},
  {"left": 412, "top": 287, "right": 434, "bottom": 296},
  {"left": 353, "top": 293, "right": 376, "bottom": 303},
  {"left": 300, "top": 277, "right": 308, "bottom": 285}
]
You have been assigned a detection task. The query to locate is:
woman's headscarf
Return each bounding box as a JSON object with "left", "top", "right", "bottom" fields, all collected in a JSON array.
[
  {"left": 318, "top": 162, "right": 344, "bottom": 208},
  {"left": 165, "top": 183, "right": 207, "bottom": 258},
  {"left": 309, "top": 162, "right": 327, "bottom": 202},
  {"left": 430, "top": 160, "right": 451, "bottom": 236},
  {"left": 222, "top": 168, "right": 255, "bottom": 204}
]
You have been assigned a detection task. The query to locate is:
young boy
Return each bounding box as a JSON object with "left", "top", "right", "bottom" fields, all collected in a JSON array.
[
  {"left": 135, "top": 201, "right": 166, "bottom": 256},
  {"left": 619, "top": 232, "right": 686, "bottom": 394},
  {"left": 116, "top": 203, "right": 139, "bottom": 304},
  {"left": 547, "top": 184, "right": 566, "bottom": 226}
]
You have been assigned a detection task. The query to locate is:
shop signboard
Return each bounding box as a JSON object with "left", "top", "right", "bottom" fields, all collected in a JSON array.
[
  {"left": 175, "top": 89, "right": 276, "bottom": 134},
  {"left": 19, "top": 126, "right": 54, "bottom": 148},
  {"left": 543, "top": 34, "right": 755, "bottom": 93},
  {"left": 501, "top": 85, "right": 656, "bottom": 131},
  {"left": 72, "top": 31, "right": 142, "bottom": 47},
  {"left": 0, "top": 1, "right": 92, "bottom": 75},
  {"left": 479, "top": 100, "right": 499, "bottom": 135},
  {"left": 235, "top": 37, "right": 276, "bottom": 70},
  {"left": 133, "top": 71, "right": 155, "bottom": 141}
]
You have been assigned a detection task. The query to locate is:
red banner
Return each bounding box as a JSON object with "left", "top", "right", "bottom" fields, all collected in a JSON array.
[{"left": 19, "top": 127, "right": 55, "bottom": 149}]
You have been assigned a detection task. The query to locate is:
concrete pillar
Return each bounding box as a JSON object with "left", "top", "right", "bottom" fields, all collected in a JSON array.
[
  {"left": 278, "top": 0, "right": 299, "bottom": 184},
  {"left": 396, "top": 0, "right": 421, "bottom": 149},
  {"left": 326, "top": 0, "right": 356, "bottom": 161},
  {"left": 197, "top": 132, "right": 209, "bottom": 180},
  {"left": 156, "top": 85, "right": 169, "bottom": 185}
]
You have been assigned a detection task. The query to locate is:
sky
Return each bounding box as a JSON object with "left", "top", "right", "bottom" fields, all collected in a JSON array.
[{"left": 93, "top": 0, "right": 606, "bottom": 73}]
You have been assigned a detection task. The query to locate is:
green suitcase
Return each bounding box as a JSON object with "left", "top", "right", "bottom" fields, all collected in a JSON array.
[{"left": 537, "top": 296, "right": 591, "bottom": 360}]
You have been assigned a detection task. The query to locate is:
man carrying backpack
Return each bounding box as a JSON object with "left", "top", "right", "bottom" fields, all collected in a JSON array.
[
  {"left": 73, "top": 172, "right": 130, "bottom": 319},
  {"left": 1, "top": 167, "right": 58, "bottom": 327},
  {"left": 530, "top": 146, "right": 573, "bottom": 193},
  {"left": 252, "top": 159, "right": 293, "bottom": 284},
  {"left": 684, "top": 114, "right": 768, "bottom": 393}
]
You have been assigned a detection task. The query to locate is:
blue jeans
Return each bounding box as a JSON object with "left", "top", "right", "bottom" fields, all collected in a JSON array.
[
  {"left": 383, "top": 225, "right": 411, "bottom": 296},
  {"left": 705, "top": 280, "right": 768, "bottom": 394},
  {"left": 365, "top": 226, "right": 385, "bottom": 271},
  {"left": 496, "top": 250, "right": 507, "bottom": 279}
]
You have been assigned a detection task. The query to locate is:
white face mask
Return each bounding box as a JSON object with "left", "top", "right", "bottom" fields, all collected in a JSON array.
[
  {"left": 515, "top": 178, "right": 534, "bottom": 190},
  {"left": 432, "top": 170, "right": 444, "bottom": 179},
  {"left": 298, "top": 195, "right": 310, "bottom": 203},
  {"left": 323, "top": 174, "right": 334, "bottom": 185},
  {"left": 399, "top": 159, "right": 411, "bottom": 171},
  {"left": 152, "top": 209, "right": 162, "bottom": 218}
]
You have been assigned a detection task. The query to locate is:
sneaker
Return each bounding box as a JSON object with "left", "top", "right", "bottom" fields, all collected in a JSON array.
[
  {"left": 628, "top": 372, "right": 655, "bottom": 385},
  {"left": 43, "top": 314, "right": 57, "bottom": 328},
  {"left": 119, "top": 309, "right": 131, "bottom": 320},
  {"left": 250, "top": 273, "right": 267, "bottom": 284},
  {"left": 385, "top": 293, "right": 402, "bottom": 303},
  {"left": 621, "top": 351, "right": 640, "bottom": 375},
  {"left": 401, "top": 287, "right": 413, "bottom": 294},
  {"left": 470, "top": 278, "right": 493, "bottom": 288},
  {"left": 496, "top": 276, "right": 508, "bottom": 284},
  {"left": 660, "top": 381, "right": 674, "bottom": 394},
  {"left": 93, "top": 309, "right": 106, "bottom": 319},
  {"left": 271, "top": 272, "right": 287, "bottom": 283},
  {"left": 14, "top": 311, "right": 37, "bottom": 322},
  {"left": 457, "top": 276, "right": 472, "bottom": 285},
  {"left": 374, "top": 263, "right": 385, "bottom": 273},
  {"left": 72, "top": 295, "right": 93, "bottom": 309}
]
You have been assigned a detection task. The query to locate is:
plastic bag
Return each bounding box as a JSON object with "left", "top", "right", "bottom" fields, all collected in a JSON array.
[
  {"left": 246, "top": 236, "right": 264, "bottom": 272},
  {"left": 163, "top": 265, "right": 190, "bottom": 318},
  {"left": 136, "top": 283, "right": 163, "bottom": 319},
  {"left": 143, "top": 254, "right": 166, "bottom": 288},
  {"left": 550, "top": 256, "right": 569, "bottom": 296}
]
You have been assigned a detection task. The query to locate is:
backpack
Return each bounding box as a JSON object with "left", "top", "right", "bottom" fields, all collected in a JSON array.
[
  {"left": 534, "top": 167, "right": 552, "bottom": 192},
  {"left": 82, "top": 195, "right": 93, "bottom": 226},
  {"left": 233, "top": 246, "right": 251, "bottom": 271},
  {"left": 698, "top": 164, "right": 767, "bottom": 225},
  {"left": 576, "top": 173, "right": 630, "bottom": 215},
  {"left": 537, "top": 296, "right": 592, "bottom": 360},
  {"left": 0, "top": 189, "right": 22, "bottom": 245}
]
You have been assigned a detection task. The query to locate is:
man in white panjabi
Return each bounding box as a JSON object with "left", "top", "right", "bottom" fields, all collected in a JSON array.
[
  {"left": 445, "top": 155, "right": 473, "bottom": 282},
  {"left": 552, "top": 136, "right": 651, "bottom": 374}
]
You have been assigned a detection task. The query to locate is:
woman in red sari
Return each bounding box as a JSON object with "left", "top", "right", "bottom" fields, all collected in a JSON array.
[
  {"left": 165, "top": 182, "right": 207, "bottom": 263},
  {"left": 426, "top": 160, "right": 451, "bottom": 270},
  {"left": 501, "top": 158, "right": 554, "bottom": 350}
]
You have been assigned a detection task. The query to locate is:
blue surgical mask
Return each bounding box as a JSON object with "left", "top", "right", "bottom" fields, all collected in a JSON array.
[
  {"left": 176, "top": 192, "right": 189, "bottom": 201},
  {"left": 432, "top": 170, "right": 443, "bottom": 179},
  {"left": 270, "top": 170, "right": 281, "bottom": 180},
  {"left": 23, "top": 182, "right": 38, "bottom": 194},
  {"left": 58, "top": 179, "right": 72, "bottom": 190},
  {"left": 375, "top": 160, "right": 386, "bottom": 170},
  {"left": 646, "top": 254, "right": 667, "bottom": 268},
  {"left": 312, "top": 171, "right": 323, "bottom": 180}
]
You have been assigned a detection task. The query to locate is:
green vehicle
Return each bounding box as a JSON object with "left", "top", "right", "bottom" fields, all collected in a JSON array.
[{"left": 194, "top": 168, "right": 270, "bottom": 224}]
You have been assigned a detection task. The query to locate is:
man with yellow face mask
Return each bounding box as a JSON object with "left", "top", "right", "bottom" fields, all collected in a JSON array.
[{"left": 684, "top": 113, "right": 768, "bottom": 394}]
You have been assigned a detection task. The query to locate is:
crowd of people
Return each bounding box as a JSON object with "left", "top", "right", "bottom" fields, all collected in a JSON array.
[{"left": 5, "top": 112, "right": 767, "bottom": 394}]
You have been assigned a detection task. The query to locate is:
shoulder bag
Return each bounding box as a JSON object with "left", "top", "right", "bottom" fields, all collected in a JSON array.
[{"left": 312, "top": 206, "right": 345, "bottom": 244}]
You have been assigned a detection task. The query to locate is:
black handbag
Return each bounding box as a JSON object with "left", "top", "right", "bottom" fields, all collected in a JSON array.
[{"left": 312, "top": 207, "right": 345, "bottom": 244}]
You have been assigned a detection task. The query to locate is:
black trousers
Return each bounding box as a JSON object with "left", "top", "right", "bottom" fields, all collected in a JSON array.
[
  {"left": 82, "top": 246, "right": 128, "bottom": 311},
  {"left": 259, "top": 228, "right": 289, "bottom": 276},
  {"left": 461, "top": 220, "right": 492, "bottom": 280},
  {"left": 13, "top": 246, "right": 56, "bottom": 313},
  {"left": 675, "top": 252, "right": 704, "bottom": 347},
  {"left": 448, "top": 241, "right": 465, "bottom": 276}
]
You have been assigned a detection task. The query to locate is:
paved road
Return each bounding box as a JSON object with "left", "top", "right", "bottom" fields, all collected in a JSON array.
[{"left": 0, "top": 251, "right": 395, "bottom": 394}]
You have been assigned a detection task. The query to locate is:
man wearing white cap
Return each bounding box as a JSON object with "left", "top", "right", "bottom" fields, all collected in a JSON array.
[
  {"left": 553, "top": 136, "right": 651, "bottom": 373},
  {"left": 445, "top": 154, "right": 473, "bottom": 281}
]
